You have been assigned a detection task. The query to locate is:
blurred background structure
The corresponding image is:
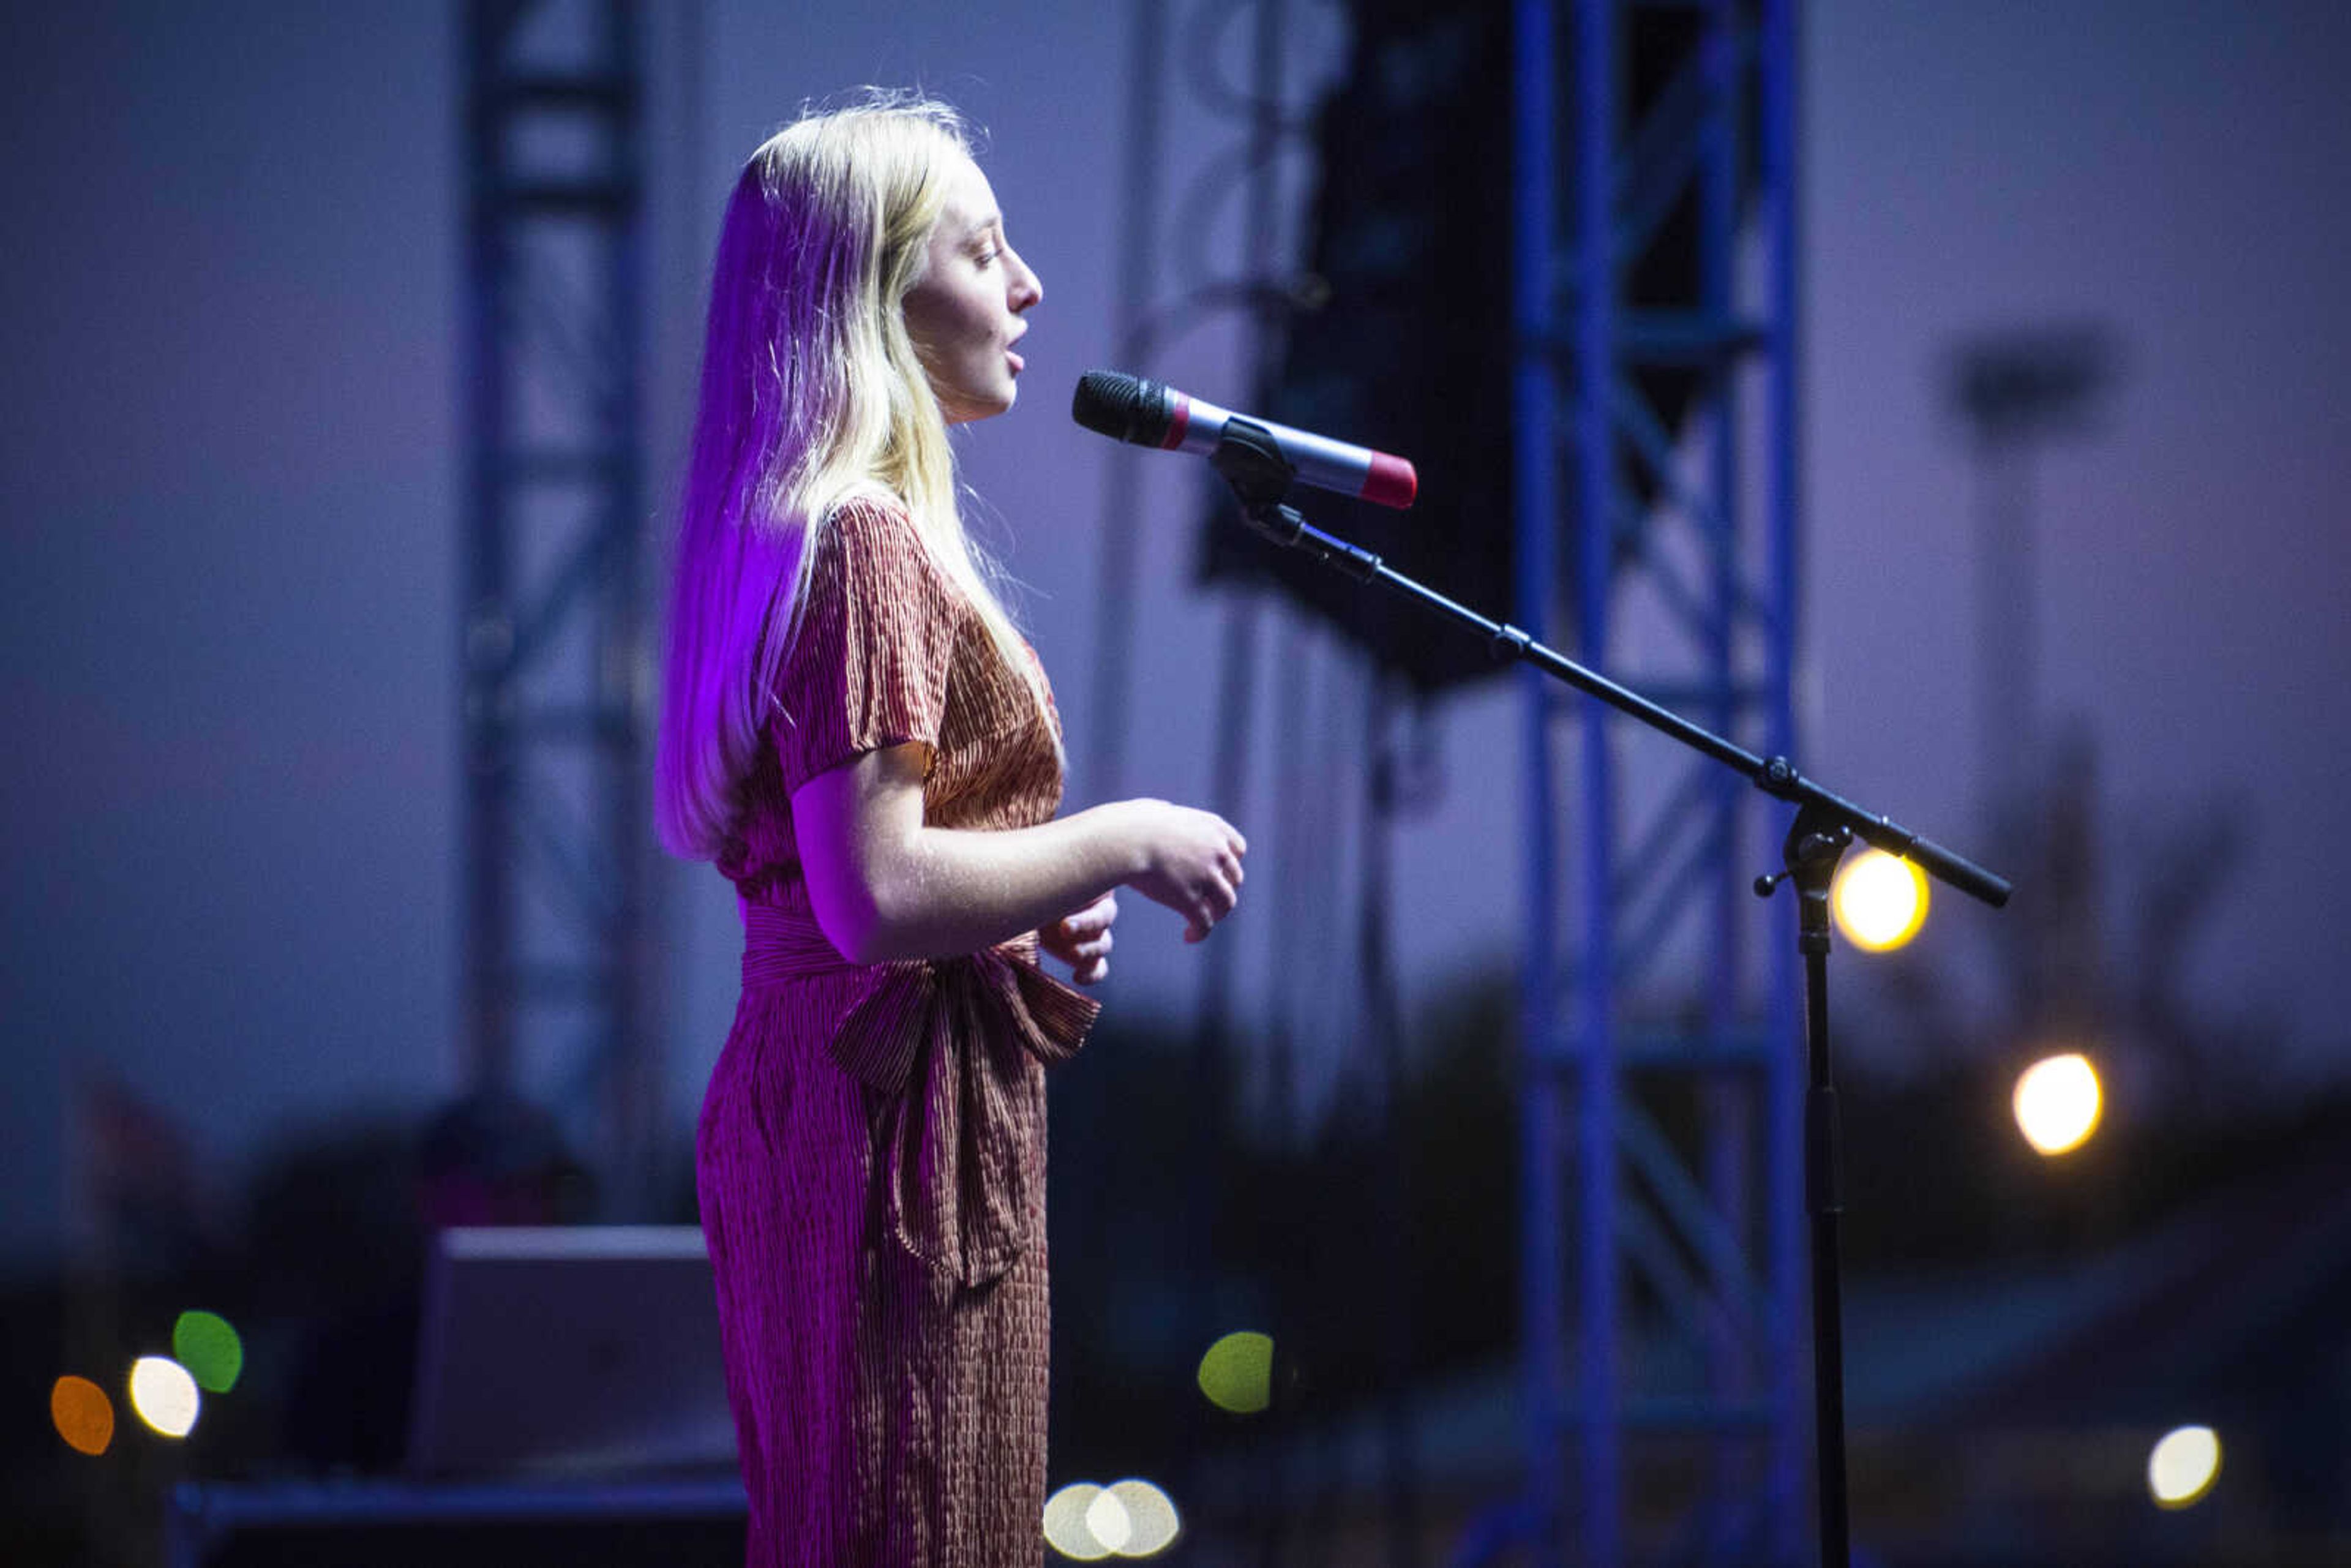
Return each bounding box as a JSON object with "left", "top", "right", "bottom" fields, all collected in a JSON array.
[
  {"left": 456, "top": 0, "right": 662, "bottom": 1221},
  {"left": 6, "top": 1, "right": 2351, "bottom": 1565}
]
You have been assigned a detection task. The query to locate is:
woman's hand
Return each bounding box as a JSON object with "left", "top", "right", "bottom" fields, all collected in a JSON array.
[
  {"left": 1121, "top": 800, "right": 1247, "bottom": 943},
  {"left": 1041, "top": 891, "right": 1118, "bottom": 985}
]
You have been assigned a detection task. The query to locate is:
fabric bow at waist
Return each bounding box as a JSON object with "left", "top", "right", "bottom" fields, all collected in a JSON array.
[{"left": 741, "top": 902, "right": 1100, "bottom": 1288}]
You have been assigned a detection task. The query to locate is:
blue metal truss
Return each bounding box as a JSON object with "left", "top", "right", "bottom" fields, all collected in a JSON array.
[
  {"left": 459, "top": 0, "right": 656, "bottom": 1212},
  {"left": 1512, "top": 2, "right": 1804, "bottom": 1564}
]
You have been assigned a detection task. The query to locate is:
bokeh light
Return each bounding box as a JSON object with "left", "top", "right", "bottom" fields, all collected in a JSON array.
[
  {"left": 173, "top": 1310, "right": 244, "bottom": 1394},
  {"left": 51, "top": 1376, "right": 114, "bottom": 1456},
  {"left": 2149, "top": 1425, "right": 2222, "bottom": 1509},
  {"left": 1044, "top": 1483, "right": 1113, "bottom": 1561},
  {"left": 128, "top": 1356, "right": 201, "bottom": 1438},
  {"left": 1830, "top": 849, "right": 1930, "bottom": 951},
  {"left": 1196, "top": 1330, "right": 1273, "bottom": 1414},
  {"left": 1044, "top": 1479, "right": 1182, "bottom": 1560},
  {"left": 1104, "top": 1479, "right": 1180, "bottom": 1556},
  {"left": 2012, "top": 1052, "right": 2103, "bottom": 1155},
  {"left": 1085, "top": 1488, "right": 1132, "bottom": 1554}
]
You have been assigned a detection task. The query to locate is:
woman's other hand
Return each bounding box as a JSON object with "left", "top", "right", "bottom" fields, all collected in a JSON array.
[
  {"left": 1042, "top": 891, "right": 1118, "bottom": 985},
  {"left": 1122, "top": 801, "right": 1247, "bottom": 943}
]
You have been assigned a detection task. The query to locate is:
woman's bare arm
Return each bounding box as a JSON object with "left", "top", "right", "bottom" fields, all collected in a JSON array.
[{"left": 792, "top": 743, "right": 1245, "bottom": 966}]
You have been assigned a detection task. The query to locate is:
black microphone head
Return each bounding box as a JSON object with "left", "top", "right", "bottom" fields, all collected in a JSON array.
[{"left": 1072, "top": 370, "right": 1169, "bottom": 446}]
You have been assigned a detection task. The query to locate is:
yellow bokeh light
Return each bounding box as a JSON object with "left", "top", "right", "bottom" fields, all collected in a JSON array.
[
  {"left": 1196, "top": 1330, "right": 1273, "bottom": 1414},
  {"left": 51, "top": 1376, "right": 115, "bottom": 1456},
  {"left": 2149, "top": 1425, "right": 2221, "bottom": 1509},
  {"left": 1104, "top": 1480, "right": 1180, "bottom": 1557},
  {"left": 1044, "top": 1484, "right": 1113, "bottom": 1561},
  {"left": 128, "top": 1356, "right": 201, "bottom": 1439},
  {"left": 2012, "top": 1052, "right": 2103, "bottom": 1155},
  {"left": 1830, "top": 850, "right": 1930, "bottom": 952}
]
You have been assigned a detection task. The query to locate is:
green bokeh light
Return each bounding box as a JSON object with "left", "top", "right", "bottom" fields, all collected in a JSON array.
[
  {"left": 173, "top": 1311, "right": 243, "bottom": 1394},
  {"left": 1195, "top": 1330, "right": 1272, "bottom": 1415}
]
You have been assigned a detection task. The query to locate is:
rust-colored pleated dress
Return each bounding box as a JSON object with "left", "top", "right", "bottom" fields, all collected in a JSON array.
[{"left": 696, "top": 497, "right": 1098, "bottom": 1567}]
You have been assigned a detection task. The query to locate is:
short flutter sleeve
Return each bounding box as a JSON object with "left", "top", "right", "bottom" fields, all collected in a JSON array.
[{"left": 770, "top": 499, "right": 966, "bottom": 798}]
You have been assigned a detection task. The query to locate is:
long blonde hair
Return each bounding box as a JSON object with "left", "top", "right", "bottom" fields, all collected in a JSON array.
[{"left": 656, "top": 94, "right": 1043, "bottom": 861}]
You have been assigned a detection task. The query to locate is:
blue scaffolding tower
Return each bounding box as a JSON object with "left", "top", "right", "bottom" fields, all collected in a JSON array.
[
  {"left": 1513, "top": 2, "right": 1805, "bottom": 1564},
  {"left": 459, "top": 0, "right": 657, "bottom": 1212}
]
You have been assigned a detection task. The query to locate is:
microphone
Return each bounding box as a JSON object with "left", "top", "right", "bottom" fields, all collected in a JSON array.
[{"left": 1071, "top": 370, "right": 1417, "bottom": 509}]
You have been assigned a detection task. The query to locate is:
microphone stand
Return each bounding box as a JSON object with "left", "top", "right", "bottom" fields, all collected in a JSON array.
[{"left": 1205, "top": 422, "right": 2012, "bottom": 1568}]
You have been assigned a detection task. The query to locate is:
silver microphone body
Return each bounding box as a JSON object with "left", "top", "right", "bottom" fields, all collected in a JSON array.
[{"left": 1071, "top": 370, "right": 1417, "bottom": 509}]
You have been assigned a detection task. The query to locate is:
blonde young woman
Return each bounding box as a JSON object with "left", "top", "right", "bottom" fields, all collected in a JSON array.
[{"left": 656, "top": 96, "right": 1246, "bottom": 1566}]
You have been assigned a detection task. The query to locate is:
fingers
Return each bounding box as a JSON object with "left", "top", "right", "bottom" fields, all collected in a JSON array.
[
  {"left": 1043, "top": 906, "right": 1114, "bottom": 975},
  {"left": 1126, "top": 803, "right": 1248, "bottom": 944},
  {"left": 1049, "top": 896, "right": 1116, "bottom": 985},
  {"left": 1187, "top": 820, "right": 1245, "bottom": 941},
  {"left": 1060, "top": 891, "right": 1119, "bottom": 939},
  {"left": 1191, "top": 822, "right": 1248, "bottom": 940},
  {"left": 1182, "top": 863, "right": 1243, "bottom": 944}
]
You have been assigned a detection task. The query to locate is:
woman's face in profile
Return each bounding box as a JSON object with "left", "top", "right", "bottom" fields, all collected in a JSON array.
[{"left": 903, "top": 156, "right": 1044, "bottom": 424}]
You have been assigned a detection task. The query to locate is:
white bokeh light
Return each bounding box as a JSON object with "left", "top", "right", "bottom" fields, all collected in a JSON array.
[
  {"left": 1044, "top": 1483, "right": 1112, "bottom": 1561},
  {"left": 1046, "top": 1478, "right": 1183, "bottom": 1559},
  {"left": 1104, "top": 1479, "right": 1180, "bottom": 1556},
  {"left": 128, "top": 1356, "right": 201, "bottom": 1438},
  {"left": 2149, "top": 1425, "right": 2222, "bottom": 1509},
  {"left": 1084, "top": 1489, "right": 1132, "bottom": 1554},
  {"left": 2012, "top": 1052, "right": 2103, "bottom": 1155}
]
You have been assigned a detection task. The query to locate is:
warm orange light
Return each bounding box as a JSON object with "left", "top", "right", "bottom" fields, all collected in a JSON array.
[{"left": 51, "top": 1376, "right": 115, "bottom": 1456}]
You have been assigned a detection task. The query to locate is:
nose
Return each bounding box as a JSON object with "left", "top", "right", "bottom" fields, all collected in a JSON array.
[{"left": 1010, "top": 247, "right": 1043, "bottom": 313}]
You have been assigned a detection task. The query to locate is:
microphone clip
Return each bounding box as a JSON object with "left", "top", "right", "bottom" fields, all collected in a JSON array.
[
  {"left": 1208, "top": 418, "right": 1305, "bottom": 544},
  {"left": 1209, "top": 416, "right": 1383, "bottom": 582}
]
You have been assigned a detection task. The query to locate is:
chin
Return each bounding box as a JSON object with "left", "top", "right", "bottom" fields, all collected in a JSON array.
[{"left": 939, "top": 380, "right": 1018, "bottom": 424}]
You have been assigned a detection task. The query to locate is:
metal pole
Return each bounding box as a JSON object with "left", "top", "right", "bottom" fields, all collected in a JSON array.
[
  {"left": 1763, "top": 3, "right": 1810, "bottom": 1557},
  {"left": 462, "top": 0, "right": 517, "bottom": 1099},
  {"left": 1699, "top": 6, "right": 1756, "bottom": 1556},
  {"left": 1572, "top": 2, "right": 1624, "bottom": 1561},
  {"left": 1511, "top": 0, "right": 1567, "bottom": 1561}
]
